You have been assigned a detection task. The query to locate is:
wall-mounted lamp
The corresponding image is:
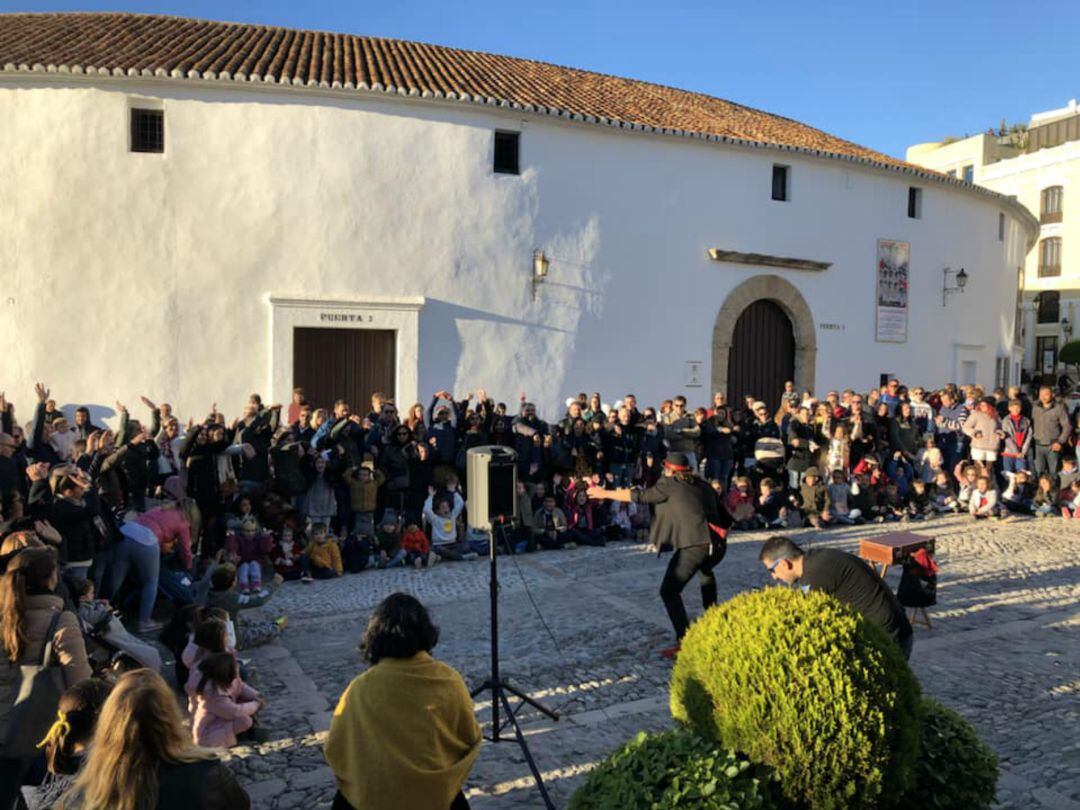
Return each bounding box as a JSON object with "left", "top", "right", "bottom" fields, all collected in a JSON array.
[
  {"left": 532, "top": 249, "right": 550, "bottom": 301},
  {"left": 1063, "top": 316, "right": 1073, "bottom": 341},
  {"left": 942, "top": 266, "right": 968, "bottom": 307}
]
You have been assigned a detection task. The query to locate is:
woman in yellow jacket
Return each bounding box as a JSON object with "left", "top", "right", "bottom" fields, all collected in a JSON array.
[{"left": 325, "top": 593, "right": 481, "bottom": 810}]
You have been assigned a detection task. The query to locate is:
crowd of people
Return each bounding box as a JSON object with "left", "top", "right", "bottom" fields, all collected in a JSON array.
[{"left": 0, "top": 374, "right": 1076, "bottom": 808}]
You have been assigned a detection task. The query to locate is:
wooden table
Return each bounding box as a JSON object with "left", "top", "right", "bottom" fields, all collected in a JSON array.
[
  {"left": 858, "top": 531, "right": 935, "bottom": 579},
  {"left": 858, "top": 531, "right": 936, "bottom": 629}
]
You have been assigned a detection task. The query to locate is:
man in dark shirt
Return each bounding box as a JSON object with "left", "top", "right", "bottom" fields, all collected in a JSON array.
[{"left": 759, "top": 537, "right": 913, "bottom": 659}]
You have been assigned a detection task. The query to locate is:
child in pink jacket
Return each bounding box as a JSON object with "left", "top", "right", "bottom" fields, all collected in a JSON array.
[{"left": 191, "top": 651, "right": 263, "bottom": 748}]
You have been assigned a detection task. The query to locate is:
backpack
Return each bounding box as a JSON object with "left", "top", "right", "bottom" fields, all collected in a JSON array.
[{"left": 2, "top": 611, "right": 65, "bottom": 758}]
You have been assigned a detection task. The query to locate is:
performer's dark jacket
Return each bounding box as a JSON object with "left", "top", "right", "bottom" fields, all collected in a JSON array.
[{"left": 631, "top": 474, "right": 731, "bottom": 551}]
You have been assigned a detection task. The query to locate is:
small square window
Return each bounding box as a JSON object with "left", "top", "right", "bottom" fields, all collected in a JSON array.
[
  {"left": 131, "top": 108, "right": 164, "bottom": 153},
  {"left": 493, "top": 131, "right": 520, "bottom": 174},
  {"left": 945, "top": 169, "right": 956, "bottom": 178},
  {"left": 771, "top": 164, "right": 789, "bottom": 202},
  {"left": 907, "top": 187, "right": 922, "bottom": 219}
]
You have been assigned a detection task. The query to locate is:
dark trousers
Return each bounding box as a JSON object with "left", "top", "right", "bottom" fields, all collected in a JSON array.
[
  {"left": 660, "top": 542, "right": 727, "bottom": 640},
  {"left": 333, "top": 790, "right": 469, "bottom": 810}
]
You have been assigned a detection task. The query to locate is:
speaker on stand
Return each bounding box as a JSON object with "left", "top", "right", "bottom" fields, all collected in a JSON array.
[{"left": 466, "top": 446, "right": 557, "bottom": 810}]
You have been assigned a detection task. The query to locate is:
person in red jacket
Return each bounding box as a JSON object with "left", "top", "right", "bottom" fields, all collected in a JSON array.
[{"left": 401, "top": 523, "right": 434, "bottom": 569}]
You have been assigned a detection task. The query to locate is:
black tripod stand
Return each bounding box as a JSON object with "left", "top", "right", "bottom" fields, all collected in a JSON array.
[{"left": 470, "top": 518, "right": 558, "bottom": 810}]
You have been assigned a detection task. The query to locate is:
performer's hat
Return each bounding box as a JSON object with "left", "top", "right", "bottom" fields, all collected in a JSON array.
[{"left": 664, "top": 452, "right": 692, "bottom": 472}]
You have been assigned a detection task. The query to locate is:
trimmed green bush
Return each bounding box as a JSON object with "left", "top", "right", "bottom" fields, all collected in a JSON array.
[
  {"left": 670, "top": 587, "right": 921, "bottom": 810},
  {"left": 568, "top": 728, "right": 777, "bottom": 810},
  {"left": 901, "top": 698, "right": 998, "bottom": 809}
]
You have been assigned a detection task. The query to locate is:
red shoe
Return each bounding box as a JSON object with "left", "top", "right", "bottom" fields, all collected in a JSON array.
[{"left": 659, "top": 644, "right": 681, "bottom": 660}]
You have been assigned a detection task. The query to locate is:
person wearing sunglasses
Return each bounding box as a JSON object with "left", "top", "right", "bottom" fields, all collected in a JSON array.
[{"left": 759, "top": 536, "right": 913, "bottom": 659}]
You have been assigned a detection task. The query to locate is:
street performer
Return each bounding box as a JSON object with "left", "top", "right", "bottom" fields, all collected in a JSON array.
[{"left": 589, "top": 452, "right": 730, "bottom": 659}]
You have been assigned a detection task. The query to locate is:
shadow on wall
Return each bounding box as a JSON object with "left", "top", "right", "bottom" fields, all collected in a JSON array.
[{"left": 419, "top": 299, "right": 574, "bottom": 398}]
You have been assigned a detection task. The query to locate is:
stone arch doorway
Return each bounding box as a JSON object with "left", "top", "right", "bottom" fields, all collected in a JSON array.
[
  {"left": 728, "top": 300, "right": 794, "bottom": 411},
  {"left": 712, "top": 275, "right": 816, "bottom": 410}
]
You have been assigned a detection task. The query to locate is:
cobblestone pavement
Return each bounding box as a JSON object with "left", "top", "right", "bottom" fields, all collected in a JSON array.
[{"left": 220, "top": 515, "right": 1080, "bottom": 809}]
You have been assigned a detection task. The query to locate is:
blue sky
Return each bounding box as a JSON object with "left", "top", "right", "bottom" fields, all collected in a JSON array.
[{"left": 4, "top": 0, "right": 1077, "bottom": 158}]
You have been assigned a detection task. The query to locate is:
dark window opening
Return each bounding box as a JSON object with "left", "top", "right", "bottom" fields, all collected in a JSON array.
[
  {"left": 493, "top": 131, "right": 520, "bottom": 174},
  {"left": 1036, "top": 335, "right": 1058, "bottom": 374},
  {"left": 130, "top": 108, "right": 164, "bottom": 153},
  {"left": 771, "top": 164, "right": 789, "bottom": 201},
  {"left": 962, "top": 164, "right": 974, "bottom": 183},
  {"left": 999, "top": 212, "right": 1005, "bottom": 241},
  {"left": 907, "top": 187, "right": 922, "bottom": 219},
  {"left": 1037, "top": 291, "right": 1060, "bottom": 324}
]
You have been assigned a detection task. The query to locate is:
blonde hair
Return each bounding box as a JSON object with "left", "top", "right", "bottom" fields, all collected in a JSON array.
[
  {"left": 0, "top": 531, "right": 43, "bottom": 556},
  {"left": 62, "top": 670, "right": 214, "bottom": 810}
]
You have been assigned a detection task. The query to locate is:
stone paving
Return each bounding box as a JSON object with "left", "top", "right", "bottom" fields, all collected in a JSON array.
[{"left": 219, "top": 515, "right": 1080, "bottom": 809}]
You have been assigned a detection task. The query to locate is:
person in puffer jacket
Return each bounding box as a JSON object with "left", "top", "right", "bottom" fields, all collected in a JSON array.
[{"left": 962, "top": 398, "right": 1003, "bottom": 464}]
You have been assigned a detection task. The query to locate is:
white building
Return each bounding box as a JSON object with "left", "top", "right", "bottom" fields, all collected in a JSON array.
[
  {"left": 907, "top": 100, "right": 1080, "bottom": 382},
  {"left": 0, "top": 12, "right": 1036, "bottom": 425}
]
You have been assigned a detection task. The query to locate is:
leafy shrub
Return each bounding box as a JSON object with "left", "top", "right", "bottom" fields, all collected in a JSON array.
[
  {"left": 670, "top": 587, "right": 921, "bottom": 810},
  {"left": 568, "top": 728, "right": 777, "bottom": 810},
  {"left": 901, "top": 698, "right": 998, "bottom": 809}
]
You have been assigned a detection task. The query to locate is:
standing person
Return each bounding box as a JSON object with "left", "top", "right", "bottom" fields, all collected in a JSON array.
[
  {"left": 1031, "top": 386, "right": 1072, "bottom": 478},
  {"left": 759, "top": 537, "right": 913, "bottom": 659},
  {"left": 589, "top": 452, "right": 730, "bottom": 658},
  {"left": 0, "top": 547, "right": 92, "bottom": 808},
  {"left": 325, "top": 593, "right": 481, "bottom": 810},
  {"left": 58, "top": 669, "right": 250, "bottom": 810}
]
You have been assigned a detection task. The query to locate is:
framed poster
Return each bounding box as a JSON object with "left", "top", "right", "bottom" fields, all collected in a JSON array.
[
  {"left": 685, "top": 360, "right": 704, "bottom": 388},
  {"left": 875, "top": 239, "right": 909, "bottom": 343}
]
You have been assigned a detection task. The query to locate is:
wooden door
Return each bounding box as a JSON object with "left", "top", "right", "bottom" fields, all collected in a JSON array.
[
  {"left": 292, "top": 328, "right": 396, "bottom": 412},
  {"left": 727, "top": 300, "right": 794, "bottom": 412}
]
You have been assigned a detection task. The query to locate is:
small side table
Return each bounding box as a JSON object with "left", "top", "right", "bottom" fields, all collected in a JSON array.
[{"left": 859, "top": 531, "right": 936, "bottom": 630}]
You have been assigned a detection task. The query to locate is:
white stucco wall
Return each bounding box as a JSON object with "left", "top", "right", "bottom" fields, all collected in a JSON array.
[{"left": 0, "top": 76, "right": 1034, "bottom": 426}]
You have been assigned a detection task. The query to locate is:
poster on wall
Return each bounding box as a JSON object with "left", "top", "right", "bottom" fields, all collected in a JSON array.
[{"left": 875, "top": 239, "right": 909, "bottom": 343}]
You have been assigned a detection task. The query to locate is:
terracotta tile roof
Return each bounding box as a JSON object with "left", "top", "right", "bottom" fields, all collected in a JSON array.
[{"left": 0, "top": 12, "right": 920, "bottom": 170}]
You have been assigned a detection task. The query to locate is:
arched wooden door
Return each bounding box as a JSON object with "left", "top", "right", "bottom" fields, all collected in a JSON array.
[{"left": 727, "top": 299, "right": 795, "bottom": 412}]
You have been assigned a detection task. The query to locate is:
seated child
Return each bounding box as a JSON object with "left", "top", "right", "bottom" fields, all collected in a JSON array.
[
  {"left": 798, "top": 467, "right": 832, "bottom": 529},
  {"left": 956, "top": 464, "right": 980, "bottom": 512},
  {"left": 21, "top": 679, "right": 111, "bottom": 810},
  {"left": 724, "top": 476, "right": 757, "bottom": 530},
  {"left": 75, "top": 580, "right": 162, "bottom": 672},
  {"left": 424, "top": 485, "right": 475, "bottom": 560},
  {"left": 224, "top": 517, "right": 274, "bottom": 595},
  {"left": 1060, "top": 479, "right": 1080, "bottom": 519},
  {"left": 1032, "top": 474, "right": 1058, "bottom": 518},
  {"left": 905, "top": 479, "right": 933, "bottom": 521},
  {"left": 374, "top": 515, "right": 406, "bottom": 569},
  {"left": 875, "top": 482, "right": 906, "bottom": 523},
  {"left": 929, "top": 471, "right": 960, "bottom": 513},
  {"left": 207, "top": 564, "right": 285, "bottom": 650},
  {"left": 1002, "top": 470, "right": 1035, "bottom": 514},
  {"left": 826, "top": 470, "right": 860, "bottom": 524},
  {"left": 182, "top": 613, "right": 237, "bottom": 709},
  {"left": 607, "top": 500, "right": 637, "bottom": 540},
  {"left": 225, "top": 495, "right": 259, "bottom": 534},
  {"left": 402, "top": 522, "right": 435, "bottom": 568},
  {"left": 301, "top": 522, "right": 343, "bottom": 581},
  {"left": 756, "top": 478, "right": 788, "bottom": 528},
  {"left": 1059, "top": 456, "right": 1079, "bottom": 491},
  {"left": 191, "top": 652, "right": 265, "bottom": 748},
  {"left": 533, "top": 495, "right": 572, "bottom": 550},
  {"left": 850, "top": 473, "right": 877, "bottom": 521},
  {"left": 270, "top": 526, "right": 304, "bottom": 582},
  {"left": 969, "top": 475, "right": 1002, "bottom": 520},
  {"left": 565, "top": 487, "right": 605, "bottom": 547}
]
